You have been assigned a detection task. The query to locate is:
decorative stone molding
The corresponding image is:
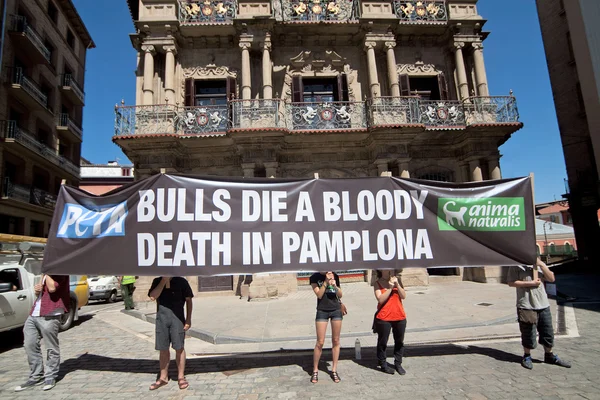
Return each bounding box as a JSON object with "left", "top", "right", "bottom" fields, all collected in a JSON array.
[
  {"left": 141, "top": 44, "right": 156, "bottom": 54},
  {"left": 289, "top": 50, "right": 347, "bottom": 72},
  {"left": 239, "top": 42, "right": 252, "bottom": 50},
  {"left": 453, "top": 41, "right": 465, "bottom": 50},
  {"left": 396, "top": 62, "right": 440, "bottom": 75},
  {"left": 163, "top": 45, "right": 178, "bottom": 55},
  {"left": 364, "top": 41, "right": 377, "bottom": 51},
  {"left": 283, "top": 63, "right": 357, "bottom": 101},
  {"left": 182, "top": 64, "right": 238, "bottom": 79},
  {"left": 471, "top": 42, "right": 484, "bottom": 51},
  {"left": 384, "top": 41, "right": 396, "bottom": 50}
]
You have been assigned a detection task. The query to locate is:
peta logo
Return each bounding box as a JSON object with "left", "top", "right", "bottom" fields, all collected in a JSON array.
[
  {"left": 437, "top": 197, "right": 525, "bottom": 231},
  {"left": 57, "top": 202, "right": 128, "bottom": 238}
]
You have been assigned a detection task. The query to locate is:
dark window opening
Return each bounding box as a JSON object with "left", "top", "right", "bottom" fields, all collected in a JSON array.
[
  {"left": 194, "top": 80, "right": 227, "bottom": 106},
  {"left": 33, "top": 172, "right": 49, "bottom": 191},
  {"left": 254, "top": 167, "right": 266, "bottom": 178},
  {"left": 30, "top": 220, "right": 44, "bottom": 238},
  {"left": 66, "top": 29, "right": 75, "bottom": 49},
  {"left": 122, "top": 168, "right": 131, "bottom": 176},
  {"left": 302, "top": 78, "right": 337, "bottom": 103},
  {"left": 417, "top": 172, "right": 452, "bottom": 182},
  {"left": 5, "top": 162, "right": 18, "bottom": 183},
  {"left": 40, "top": 83, "right": 51, "bottom": 109},
  {"left": 37, "top": 128, "right": 49, "bottom": 146},
  {"left": 58, "top": 142, "right": 67, "bottom": 157},
  {"left": 48, "top": 2, "right": 58, "bottom": 23},
  {"left": 408, "top": 77, "right": 441, "bottom": 100}
]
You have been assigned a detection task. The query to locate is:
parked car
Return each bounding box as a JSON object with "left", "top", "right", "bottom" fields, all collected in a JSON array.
[
  {"left": 0, "top": 236, "right": 87, "bottom": 333},
  {"left": 87, "top": 276, "right": 121, "bottom": 303}
]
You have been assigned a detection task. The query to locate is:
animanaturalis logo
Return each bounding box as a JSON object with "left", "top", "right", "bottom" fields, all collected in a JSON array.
[{"left": 437, "top": 197, "right": 525, "bottom": 231}]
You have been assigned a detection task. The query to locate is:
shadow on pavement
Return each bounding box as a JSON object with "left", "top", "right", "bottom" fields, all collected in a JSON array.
[
  {"left": 58, "top": 343, "right": 524, "bottom": 381},
  {"left": 0, "top": 329, "right": 24, "bottom": 353}
]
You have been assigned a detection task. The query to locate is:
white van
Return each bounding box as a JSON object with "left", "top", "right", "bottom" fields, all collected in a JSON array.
[{"left": 87, "top": 276, "right": 121, "bottom": 303}]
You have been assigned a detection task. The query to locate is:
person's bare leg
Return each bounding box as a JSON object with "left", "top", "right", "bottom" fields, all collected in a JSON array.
[
  {"left": 159, "top": 350, "right": 170, "bottom": 381},
  {"left": 330, "top": 319, "right": 343, "bottom": 373},
  {"left": 313, "top": 321, "right": 328, "bottom": 373},
  {"left": 175, "top": 348, "right": 186, "bottom": 380}
]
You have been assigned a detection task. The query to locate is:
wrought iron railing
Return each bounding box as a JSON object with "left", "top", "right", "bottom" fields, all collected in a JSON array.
[
  {"left": 0, "top": 121, "right": 80, "bottom": 176},
  {"left": 178, "top": 0, "right": 236, "bottom": 24},
  {"left": 541, "top": 245, "right": 577, "bottom": 257},
  {"left": 2, "top": 178, "right": 31, "bottom": 203},
  {"left": 418, "top": 100, "right": 465, "bottom": 127},
  {"left": 8, "top": 67, "right": 49, "bottom": 109},
  {"left": 57, "top": 114, "right": 83, "bottom": 139},
  {"left": 114, "top": 96, "right": 520, "bottom": 135},
  {"left": 392, "top": 0, "right": 447, "bottom": 22},
  {"left": 62, "top": 74, "right": 85, "bottom": 103},
  {"left": 463, "top": 96, "right": 520, "bottom": 124},
  {"left": 30, "top": 187, "right": 57, "bottom": 210},
  {"left": 8, "top": 15, "right": 52, "bottom": 61},
  {"left": 287, "top": 101, "right": 366, "bottom": 131},
  {"left": 282, "top": 0, "right": 356, "bottom": 22},
  {"left": 367, "top": 97, "right": 420, "bottom": 126},
  {"left": 231, "top": 99, "right": 284, "bottom": 129}
]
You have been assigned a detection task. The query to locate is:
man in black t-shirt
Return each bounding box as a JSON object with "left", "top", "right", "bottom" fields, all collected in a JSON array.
[{"left": 148, "top": 277, "right": 194, "bottom": 391}]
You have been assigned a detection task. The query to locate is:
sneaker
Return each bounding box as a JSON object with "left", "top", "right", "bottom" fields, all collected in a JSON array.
[
  {"left": 42, "top": 379, "right": 56, "bottom": 391},
  {"left": 395, "top": 364, "right": 406, "bottom": 375},
  {"left": 521, "top": 355, "right": 533, "bottom": 369},
  {"left": 545, "top": 353, "right": 571, "bottom": 368},
  {"left": 14, "top": 379, "right": 43, "bottom": 392},
  {"left": 378, "top": 362, "right": 395, "bottom": 375}
]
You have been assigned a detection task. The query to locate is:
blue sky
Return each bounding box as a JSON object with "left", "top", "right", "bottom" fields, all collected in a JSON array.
[{"left": 74, "top": 0, "right": 567, "bottom": 203}]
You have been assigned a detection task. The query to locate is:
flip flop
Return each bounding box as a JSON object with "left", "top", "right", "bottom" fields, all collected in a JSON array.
[
  {"left": 178, "top": 378, "right": 189, "bottom": 390},
  {"left": 149, "top": 379, "right": 168, "bottom": 390}
]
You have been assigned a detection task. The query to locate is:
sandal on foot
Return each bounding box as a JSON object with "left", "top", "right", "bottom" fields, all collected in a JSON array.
[
  {"left": 178, "top": 378, "right": 189, "bottom": 390},
  {"left": 310, "top": 372, "right": 318, "bottom": 384},
  {"left": 149, "top": 379, "right": 168, "bottom": 390},
  {"left": 331, "top": 371, "right": 341, "bottom": 383}
]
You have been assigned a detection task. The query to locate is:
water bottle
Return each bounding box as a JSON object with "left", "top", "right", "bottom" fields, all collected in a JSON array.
[{"left": 355, "top": 338, "right": 361, "bottom": 360}]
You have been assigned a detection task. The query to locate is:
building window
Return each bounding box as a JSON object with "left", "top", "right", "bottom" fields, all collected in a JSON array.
[
  {"left": 48, "top": 2, "right": 58, "bottom": 23},
  {"left": 66, "top": 29, "right": 75, "bottom": 49},
  {"left": 37, "top": 128, "right": 50, "bottom": 146},
  {"left": 399, "top": 73, "right": 448, "bottom": 100},
  {"left": 40, "top": 83, "right": 52, "bottom": 110},
  {"left": 44, "top": 38, "right": 55, "bottom": 66},
  {"left": 184, "top": 77, "right": 236, "bottom": 106},
  {"left": 550, "top": 215, "right": 557, "bottom": 223},
  {"left": 291, "top": 74, "right": 349, "bottom": 103},
  {"left": 122, "top": 168, "right": 131, "bottom": 176},
  {"left": 416, "top": 171, "right": 452, "bottom": 182}
]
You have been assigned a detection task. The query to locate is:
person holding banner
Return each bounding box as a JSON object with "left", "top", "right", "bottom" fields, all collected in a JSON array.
[
  {"left": 373, "top": 270, "right": 407, "bottom": 375},
  {"left": 309, "top": 271, "right": 343, "bottom": 384},
  {"left": 507, "top": 258, "right": 571, "bottom": 370},
  {"left": 148, "top": 277, "right": 194, "bottom": 390}
]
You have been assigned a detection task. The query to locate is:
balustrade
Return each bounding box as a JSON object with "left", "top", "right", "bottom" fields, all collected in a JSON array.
[
  {"left": 392, "top": 0, "right": 447, "bottom": 22},
  {"left": 178, "top": 0, "right": 236, "bottom": 23}
]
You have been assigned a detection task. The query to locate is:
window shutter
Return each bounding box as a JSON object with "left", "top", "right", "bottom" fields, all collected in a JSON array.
[
  {"left": 398, "top": 74, "right": 410, "bottom": 96},
  {"left": 184, "top": 78, "right": 194, "bottom": 106},
  {"left": 438, "top": 73, "right": 449, "bottom": 100},
  {"left": 226, "top": 76, "right": 236, "bottom": 100},
  {"left": 337, "top": 73, "right": 349, "bottom": 102},
  {"left": 292, "top": 75, "right": 303, "bottom": 103}
]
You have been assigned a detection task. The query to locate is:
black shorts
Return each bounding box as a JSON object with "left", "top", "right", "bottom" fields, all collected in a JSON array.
[
  {"left": 155, "top": 307, "right": 185, "bottom": 351},
  {"left": 316, "top": 309, "right": 343, "bottom": 322}
]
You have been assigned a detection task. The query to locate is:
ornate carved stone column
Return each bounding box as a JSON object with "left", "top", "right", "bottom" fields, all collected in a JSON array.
[
  {"left": 365, "top": 41, "right": 380, "bottom": 98},
  {"left": 240, "top": 41, "right": 252, "bottom": 100},
  {"left": 453, "top": 42, "right": 469, "bottom": 101},
  {"left": 262, "top": 34, "right": 273, "bottom": 99},
  {"left": 399, "top": 161, "right": 410, "bottom": 178},
  {"left": 264, "top": 162, "right": 278, "bottom": 177},
  {"left": 385, "top": 41, "right": 400, "bottom": 97},
  {"left": 242, "top": 163, "right": 255, "bottom": 177},
  {"left": 142, "top": 44, "right": 155, "bottom": 105},
  {"left": 472, "top": 42, "right": 489, "bottom": 97},
  {"left": 375, "top": 160, "right": 388, "bottom": 175},
  {"left": 469, "top": 159, "right": 483, "bottom": 181},
  {"left": 488, "top": 156, "right": 502, "bottom": 180},
  {"left": 164, "top": 45, "right": 177, "bottom": 104}
]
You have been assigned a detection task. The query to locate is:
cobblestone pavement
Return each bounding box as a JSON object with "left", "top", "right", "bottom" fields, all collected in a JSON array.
[{"left": 0, "top": 301, "right": 599, "bottom": 399}]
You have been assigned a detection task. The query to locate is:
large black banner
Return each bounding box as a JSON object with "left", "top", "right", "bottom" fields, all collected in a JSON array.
[{"left": 41, "top": 174, "right": 536, "bottom": 276}]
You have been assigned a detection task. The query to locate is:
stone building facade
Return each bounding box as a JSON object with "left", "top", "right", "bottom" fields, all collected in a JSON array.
[
  {"left": 0, "top": 0, "right": 94, "bottom": 237},
  {"left": 117, "top": 0, "right": 522, "bottom": 297},
  {"left": 536, "top": 0, "right": 600, "bottom": 268}
]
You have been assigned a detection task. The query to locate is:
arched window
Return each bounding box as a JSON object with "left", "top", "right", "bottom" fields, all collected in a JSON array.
[
  {"left": 564, "top": 242, "right": 572, "bottom": 253},
  {"left": 549, "top": 243, "right": 556, "bottom": 255}
]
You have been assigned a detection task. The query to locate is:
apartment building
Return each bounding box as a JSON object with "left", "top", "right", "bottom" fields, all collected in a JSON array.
[
  {"left": 117, "top": 0, "right": 522, "bottom": 296},
  {"left": 0, "top": 0, "right": 94, "bottom": 237},
  {"left": 536, "top": 0, "right": 600, "bottom": 267}
]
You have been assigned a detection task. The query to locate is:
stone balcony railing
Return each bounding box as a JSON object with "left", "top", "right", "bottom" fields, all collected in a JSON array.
[
  {"left": 176, "top": 0, "right": 449, "bottom": 24},
  {"left": 114, "top": 96, "right": 519, "bottom": 136},
  {"left": 0, "top": 121, "right": 80, "bottom": 177}
]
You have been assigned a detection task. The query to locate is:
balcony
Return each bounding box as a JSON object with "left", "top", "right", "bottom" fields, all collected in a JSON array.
[
  {"left": 392, "top": 0, "right": 447, "bottom": 23},
  {"left": 57, "top": 114, "right": 83, "bottom": 142},
  {"left": 113, "top": 95, "right": 520, "bottom": 136},
  {"left": 179, "top": 0, "right": 236, "bottom": 24},
  {"left": 60, "top": 74, "right": 85, "bottom": 106},
  {"left": 1, "top": 178, "right": 57, "bottom": 211},
  {"left": 282, "top": 0, "right": 357, "bottom": 22},
  {"left": 287, "top": 101, "right": 366, "bottom": 131},
  {"left": 0, "top": 121, "right": 80, "bottom": 178},
  {"left": 5, "top": 67, "right": 51, "bottom": 114},
  {"left": 8, "top": 15, "right": 52, "bottom": 65},
  {"left": 541, "top": 245, "right": 577, "bottom": 257}
]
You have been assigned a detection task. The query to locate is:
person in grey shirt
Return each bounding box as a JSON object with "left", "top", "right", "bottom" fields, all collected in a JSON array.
[{"left": 507, "top": 257, "right": 571, "bottom": 370}]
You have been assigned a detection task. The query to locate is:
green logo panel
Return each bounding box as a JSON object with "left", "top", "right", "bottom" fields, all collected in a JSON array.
[{"left": 437, "top": 197, "right": 526, "bottom": 231}]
